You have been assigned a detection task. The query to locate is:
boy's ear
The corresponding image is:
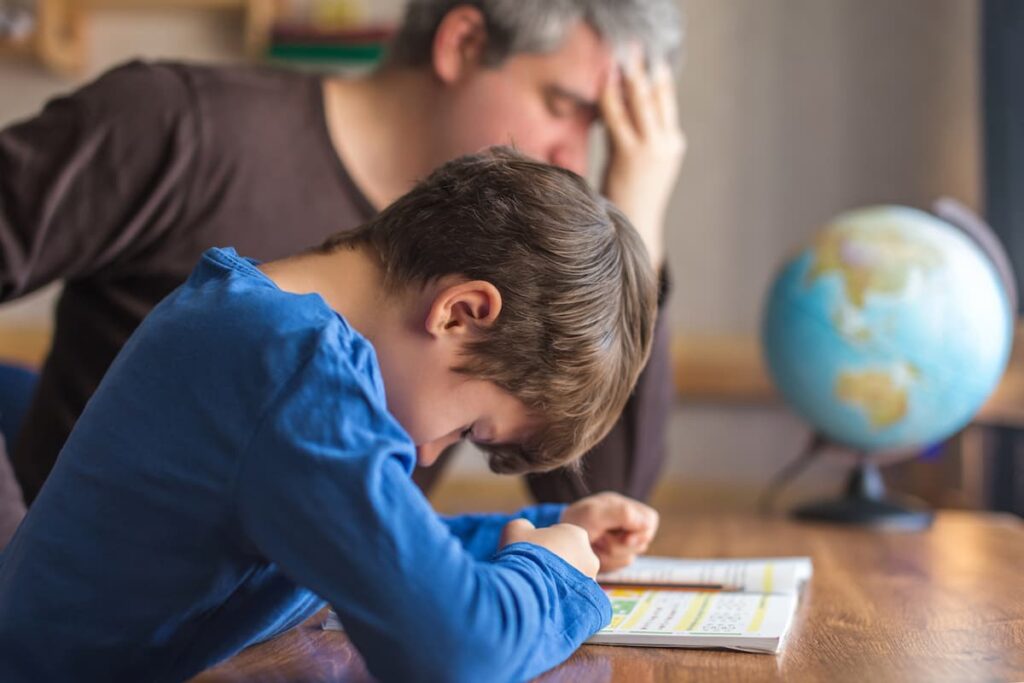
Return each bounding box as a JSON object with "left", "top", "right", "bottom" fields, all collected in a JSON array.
[
  {"left": 426, "top": 280, "right": 502, "bottom": 339},
  {"left": 431, "top": 5, "right": 488, "bottom": 84}
]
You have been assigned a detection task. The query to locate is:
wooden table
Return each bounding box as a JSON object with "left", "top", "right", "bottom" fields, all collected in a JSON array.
[{"left": 192, "top": 511, "right": 1024, "bottom": 683}]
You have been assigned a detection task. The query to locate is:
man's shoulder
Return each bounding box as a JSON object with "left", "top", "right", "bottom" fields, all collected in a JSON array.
[
  {"left": 83, "top": 59, "right": 318, "bottom": 124},
  {"left": 68, "top": 59, "right": 196, "bottom": 122},
  {"left": 155, "top": 59, "right": 315, "bottom": 94},
  {"left": 155, "top": 60, "right": 321, "bottom": 119}
]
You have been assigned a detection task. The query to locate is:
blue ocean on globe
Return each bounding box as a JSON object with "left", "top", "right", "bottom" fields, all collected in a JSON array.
[{"left": 762, "top": 205, "right": 1013, "bottom": 452}]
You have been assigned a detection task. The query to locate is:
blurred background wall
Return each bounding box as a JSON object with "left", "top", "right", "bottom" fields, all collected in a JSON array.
[{"left": 0, "top": 0, "right": 982, "bottom": 508}]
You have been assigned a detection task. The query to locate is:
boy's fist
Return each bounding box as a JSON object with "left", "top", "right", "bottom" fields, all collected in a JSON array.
[
  {"left": 560, "top": 492, "right": 659, "bottom": 572},
  {"left": 500, "top": 519, "right": 600, "bottom": 580}
]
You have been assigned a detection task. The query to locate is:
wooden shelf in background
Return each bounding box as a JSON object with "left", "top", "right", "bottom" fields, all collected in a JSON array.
[
  {"left": 0, "top": 327, "right": 51, "bottom": 368},
  {"left": 0, "top": 0, "right": 272, "bottom": 75},
  {"left": 672, "top": 334, "right": 775, "bottom": 403},
  {"left": 0, "top": 37, "right": 34, "bottom": 58},
  {"left": 84, "top": 0, "right": 249, "bottom": 8}
]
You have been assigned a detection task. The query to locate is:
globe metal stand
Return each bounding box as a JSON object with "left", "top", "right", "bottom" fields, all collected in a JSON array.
[
  {"left": 759, "top": 432, "right": 934, "bottom": 531},
  {"left": 791, "top": 452, "right": 934, "bottom": 531}
]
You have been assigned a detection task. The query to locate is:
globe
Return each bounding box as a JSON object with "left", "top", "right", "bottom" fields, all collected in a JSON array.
[{"left": 762, "top": 205, "right": 1014, "bottom": 455}]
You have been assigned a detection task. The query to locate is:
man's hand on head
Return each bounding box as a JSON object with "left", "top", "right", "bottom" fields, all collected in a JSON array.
[
  {"left": 560, "top": 492, "right": 660, "bottom": 573},
  {"left": 600, "top": 45, "right": 686, "bottom": 270}
]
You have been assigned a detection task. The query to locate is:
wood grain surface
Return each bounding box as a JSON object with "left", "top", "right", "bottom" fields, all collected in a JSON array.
[{"left": 192, "top": 511, "right": 1024, "bottom": 683}]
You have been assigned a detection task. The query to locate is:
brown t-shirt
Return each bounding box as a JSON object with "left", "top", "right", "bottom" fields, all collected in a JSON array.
[{"left": 0, "top": 61, "right": 672, "bottom": 504}]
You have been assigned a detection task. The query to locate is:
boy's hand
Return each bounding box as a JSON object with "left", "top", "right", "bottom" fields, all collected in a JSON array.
[
  {"left": 600, "top": 46, "right": 686, "bottom": 270},
  {"left": 560, "top": 492, "right": 659, "bottom": 572},
  {"left": 500, "top": 519, "right": 600, "bottom": 580}
]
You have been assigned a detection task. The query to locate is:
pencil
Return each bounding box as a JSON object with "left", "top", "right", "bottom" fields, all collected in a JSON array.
[{"left": 599, "top": 582, "right": 743, "bottom": 592}]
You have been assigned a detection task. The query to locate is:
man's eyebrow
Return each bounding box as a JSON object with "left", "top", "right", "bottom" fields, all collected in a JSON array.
[{"left": 546, "top": 84, "right": 600, "bottom": 116}]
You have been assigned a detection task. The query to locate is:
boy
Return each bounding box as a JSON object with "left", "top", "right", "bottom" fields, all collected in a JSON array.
[{"left": 0, "top": 148, "right": 659, "bottom": 682}]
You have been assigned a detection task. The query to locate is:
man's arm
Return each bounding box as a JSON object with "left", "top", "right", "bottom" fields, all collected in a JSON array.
[
  {"left": 0, "top": 61, "right": 198, "bottom": 301},
  {"left": 599, "top": 51, "right": 686, "bottom": 272}
]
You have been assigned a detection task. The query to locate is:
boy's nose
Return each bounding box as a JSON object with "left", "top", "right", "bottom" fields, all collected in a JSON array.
[
  {"left": 415, "top": 443, "right": 440, "bottom": 465},
  {"left": 415, "top": 434, "right": 457, "bottom": 466}
]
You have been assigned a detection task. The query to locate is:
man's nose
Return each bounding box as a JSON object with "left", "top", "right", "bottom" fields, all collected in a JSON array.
[
  {"left": 550, "top": 145, "right": 589, "bottom": 177},
  {"left": 549, "top": 131, "right": 590, "bottom": 177}
]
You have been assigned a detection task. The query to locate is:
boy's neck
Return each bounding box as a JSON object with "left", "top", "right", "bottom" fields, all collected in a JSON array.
[{"left": 259, "top": 246, "right": 399, "bottom": 344}]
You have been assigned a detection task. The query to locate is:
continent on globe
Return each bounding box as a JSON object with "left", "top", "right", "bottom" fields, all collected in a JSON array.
[
  {"left": 834, "top": 363, "right": 920, "bottom": 429},
  {"left": 806, "top": 226, "right": 944, "bottom": 309}
]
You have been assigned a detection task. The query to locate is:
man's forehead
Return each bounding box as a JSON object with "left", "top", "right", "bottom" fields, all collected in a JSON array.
[{"left": 525, "top": 21, "right": 614, "bottom": 100}]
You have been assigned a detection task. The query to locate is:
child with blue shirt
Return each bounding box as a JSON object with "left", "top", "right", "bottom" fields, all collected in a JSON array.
[{"left": 0, "top": 147, "right": 659, "bottom": 682}]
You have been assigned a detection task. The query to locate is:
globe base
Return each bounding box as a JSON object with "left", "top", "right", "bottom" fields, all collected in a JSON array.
[
  {"left": 791, "top": 496, "right": 934, "bottom": 531},
  {"left": 790, "top": 455, "right": 934, "bottom": 531}
]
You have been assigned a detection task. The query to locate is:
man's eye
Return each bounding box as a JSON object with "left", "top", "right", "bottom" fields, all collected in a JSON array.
[{"left": 547, "top": 95, "right": 573, "bottom": 118}]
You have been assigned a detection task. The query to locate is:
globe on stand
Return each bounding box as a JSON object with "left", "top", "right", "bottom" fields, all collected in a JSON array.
[{"left": 760, "top": 200, "right": 1016, "bottom": 530}]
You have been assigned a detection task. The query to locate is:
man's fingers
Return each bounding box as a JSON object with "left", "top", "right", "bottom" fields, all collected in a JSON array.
[
  {"left": 600, "top": 65, "right": 636, "bottom": 150},
  {"left": 622, "top": 48, "right": 657, "bottom": 139},
  {"left": 652, "top": 59, "right": 679, "bottom": 131}
]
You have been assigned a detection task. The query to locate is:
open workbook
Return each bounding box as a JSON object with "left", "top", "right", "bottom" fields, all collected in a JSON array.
[
  {"left": 589, "top": 556, "right": 813, "bottom": 653},
  {"left": 324, "top": 555, "right": 811, "bottom": 654}
]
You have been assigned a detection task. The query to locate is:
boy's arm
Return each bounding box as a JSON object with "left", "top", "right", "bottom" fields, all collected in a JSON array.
[
  {"left": 0, "top": 61, "right": 197, "bottom": 301},
  {"left": 233, "top": 347, "right": 610, "bottom": 683},
  {"left": 442, "top": 504, "right": 565, "bottom": 559}
]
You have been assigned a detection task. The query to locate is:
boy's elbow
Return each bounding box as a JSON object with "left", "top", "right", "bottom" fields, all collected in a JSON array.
[{"left": 360, "top": 566, "right": 582, "bottom": 682}]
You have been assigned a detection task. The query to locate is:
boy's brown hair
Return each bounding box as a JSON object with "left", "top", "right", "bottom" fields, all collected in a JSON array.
[{"left": 319, "top": 147, "right": 657, "bottom": 474}]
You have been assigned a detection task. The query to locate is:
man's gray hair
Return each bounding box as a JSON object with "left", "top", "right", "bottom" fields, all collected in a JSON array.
[{"left": 387, "top": 0, "right": 684, "bottom": 68}]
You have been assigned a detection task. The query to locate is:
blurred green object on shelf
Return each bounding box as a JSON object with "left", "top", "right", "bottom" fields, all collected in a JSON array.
[
  {"left": 267, "top": 41, "right": 384, "bottom": 64},
  {"left": 266, "top": 21, "right": 391, "bottom": 65}
]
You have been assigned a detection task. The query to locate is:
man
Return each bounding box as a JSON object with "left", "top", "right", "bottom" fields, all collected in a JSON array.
[{"left": 0, "top": 0, "right": 684, "bottom": 508}]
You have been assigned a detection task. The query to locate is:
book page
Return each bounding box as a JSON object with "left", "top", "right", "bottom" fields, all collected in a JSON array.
[
  {"left": 588, "top": 588, "right": 799, "bottom": 653},
  {"left": 597, "top": 556, "right": 812, "bottom": 595}
]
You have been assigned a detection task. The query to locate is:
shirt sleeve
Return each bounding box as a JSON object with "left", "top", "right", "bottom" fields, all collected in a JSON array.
[
  {"left": 442, "top": 503, "right": 565, "bottom": 560},
  {"left": 232, "top": 339, "right": 610, "bottom": 683},
  {"left": 0, "top": 60, "right": 199, "bottom": 301}
]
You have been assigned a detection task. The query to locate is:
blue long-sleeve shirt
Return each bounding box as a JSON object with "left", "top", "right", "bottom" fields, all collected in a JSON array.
[{"left": 0, "top": 248, "right": 611, "bottom": 682}]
